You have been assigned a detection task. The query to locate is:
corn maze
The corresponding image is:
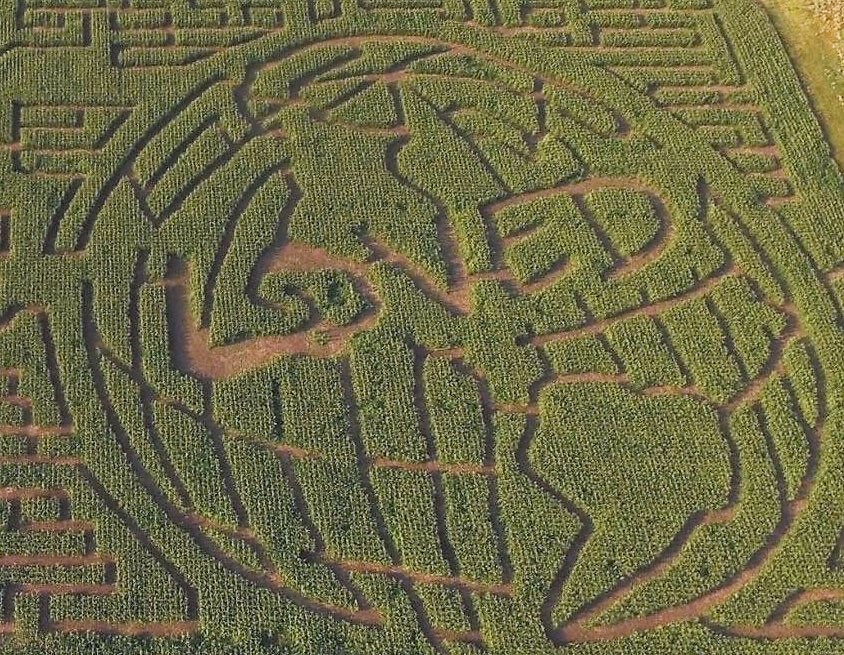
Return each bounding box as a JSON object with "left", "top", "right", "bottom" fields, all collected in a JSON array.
[{"left": 0, "top": 0, "right": 843, "bottom": 652}]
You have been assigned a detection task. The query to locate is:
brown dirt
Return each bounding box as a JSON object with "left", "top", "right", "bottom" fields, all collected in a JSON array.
[
  {"left": 725, "top": 623, "right": 844, "bottom": 639},
  {"left": 1, "top": 394, "right": 30, "bottom": 407},
  {"left": 224, "top": 425, "right": 320, "bottom": 460},
  {"left": 0, "top": 455, "right": 80, "bottom": 465},
  {"left": 674, "top": 103, "right": 765, "bottom": 114},
  {"left": 729, "top": 144, "right": 782, "bottom": 157},
  {"left": 766, "top": 196, "right": 798, "bottom": 207},
  {"left": 491, "top": 24, "right": 568, "bottom": 37},
  {"left": 659, "top": 84, "right": 752, "bottom": 96},
  {"left": 22, "top": 519, "right": 93, "bottom": 533},
  {"left": 19, "top": 583, "right": 114, "bottom": 595},
  {"left": 588, "top": 7, "right": 699, "bottom": 14},
  {"left": 163, "top": 265, "right": 380, "bottom": 379},
  {"left": 332, "top": 559, "right": 512, "bottom": 596},
  {"left": 52, "top": 620, "right": 200, "bottom": 637},
  {"left": 0, "top": 553, "right": 113, "bottom": 567},
  {"left": 432, "top": 627, "right": 484, "bottom": 644},
  {"left": 0, "top": 487, "right": 68, "bottom": 501},
  {"left": 0, "top": 425, "right": 73, "bottom": 437},
  {"left": 826, "top": 264, "right": 844, "bottom": 283}
]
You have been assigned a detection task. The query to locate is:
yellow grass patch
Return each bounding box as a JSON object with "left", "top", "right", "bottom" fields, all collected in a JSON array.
[{"left": 759, "top": 0, "right": 844, "bottom": 166}]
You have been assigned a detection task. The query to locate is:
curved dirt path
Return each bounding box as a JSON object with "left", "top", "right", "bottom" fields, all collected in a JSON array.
[
  {"left": 722, "top": 589, "right": 844, "bottom": 639},
  {"left": 163, "top": 262, "right": 381, "bottom": 380}
]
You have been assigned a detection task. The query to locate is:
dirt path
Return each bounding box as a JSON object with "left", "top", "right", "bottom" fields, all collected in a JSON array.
[
  {"left": 722, "top": 588, "right": 844, "bottom": 639},
  {"left": 52, "top": 620, "right": 200, "bottom": 637},
  {"left": 532, "top": 264, "right": 741, "bottom": 347},
  {"left": 163, "top": 266, "right": 380, "bottom": 379},
  {"left": 330, "top": 559, "right": 512, "bottom": 597},
  {"left": 0, "top": 553, "right": 113, "bottom": 567},
  {"left": 0, "top": 487, "right": 68, "bottom": 501}
]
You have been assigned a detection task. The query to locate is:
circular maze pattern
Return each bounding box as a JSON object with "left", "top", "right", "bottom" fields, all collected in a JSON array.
[{"left": 0, "top": 1, "right": 843, "bottom": 653}]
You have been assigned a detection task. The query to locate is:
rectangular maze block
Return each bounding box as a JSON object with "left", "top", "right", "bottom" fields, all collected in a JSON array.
[
  {"left": 9, "top": 0, "right": 285, "bottom": 63},
  {"left": 109, "top": 0, "right": 285, "bottom": 66},
  {"left": 14, "top": 0, "right": 98, "bottom": 48},
  {"left": 4, "top": 103, "right": 130, "bottom": 177}
]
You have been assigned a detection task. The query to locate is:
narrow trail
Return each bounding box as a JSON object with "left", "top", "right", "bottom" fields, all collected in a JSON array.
[
  {"left": 326, "top": 559, "right": 513, "bottom": 597},
  {"left": 0, "top": 553, "right": 113, "bottom": 567},
  {"left": 720, "top": 589, "right": 844, "bottom": 639},
  {"left": 370, "top": 457, "right": 496, "bottom": 476},
  {"left": 532, "top": 264, "right": 741, "bottom": 347},
  {"left": 52, "top": 620, "right": 200, "bottom": 637},
  {"left": 0, "top": 487, "right": 69, "bottom": 501}
]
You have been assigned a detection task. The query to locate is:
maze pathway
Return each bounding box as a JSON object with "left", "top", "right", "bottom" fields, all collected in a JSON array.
[{"left": 0, "top": 0, "right": 843, "bottom": 652}]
